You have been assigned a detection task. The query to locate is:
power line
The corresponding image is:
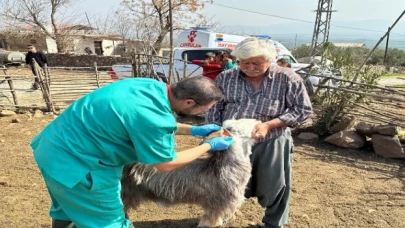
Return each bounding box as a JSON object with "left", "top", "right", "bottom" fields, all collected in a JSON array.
[
  {"left": 212, "top": 3, "right": 405, "bottom": 35},
  {"left": 212, "top": 4, "right": 315, "bottom": 24}
]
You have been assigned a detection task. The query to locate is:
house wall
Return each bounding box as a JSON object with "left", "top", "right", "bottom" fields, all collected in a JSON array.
[
  {"left": 72, "top": 38, "right": 96, "bottom": 54},
  {"left": 102, "top": 40, "right": 123, "bottom": 56},
  {"left": 0, "top": 34, "right": 48, "bottom": 53},
  {"left": 69, "top": 38, "right": 123, "bottom": 56},
  {"left": 45, "top": 38, "right": 58, "bottom": 53}
]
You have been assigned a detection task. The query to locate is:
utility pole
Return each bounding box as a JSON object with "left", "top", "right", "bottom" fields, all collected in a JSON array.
[
  {"left": 309, "top": 0, "right": 336, "bottom": 63},
  {"left": 294, "top": 34, "right": 297, "bottom": 48},
  {"left": 384, "top": 27, "right": 391, "bottom": 65},
  {"left": 168, "top": 0, "right": 174, "bottom": 83}
]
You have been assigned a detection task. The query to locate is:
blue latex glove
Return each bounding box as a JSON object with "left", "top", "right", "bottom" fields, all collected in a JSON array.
[
  {"left": 191, "top": 124, "right": 222, "bottom": 137},
  {"left": 204, "top": 137, "right": 234, "bottom": 151}
]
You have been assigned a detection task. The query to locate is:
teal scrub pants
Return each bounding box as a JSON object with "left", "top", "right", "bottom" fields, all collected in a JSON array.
[{"left": 40, "top": 168, "right": 133, "bottom": 228}]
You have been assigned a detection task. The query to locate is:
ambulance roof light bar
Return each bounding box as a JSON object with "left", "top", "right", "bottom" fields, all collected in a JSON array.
[
  {"left": 251, "top": 35, "right": 272, "bottom": 39},
  {"left": 189, "top": 26, "right": 211, "bottom": 31}
]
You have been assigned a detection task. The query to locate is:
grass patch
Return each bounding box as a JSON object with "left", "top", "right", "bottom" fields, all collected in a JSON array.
[{"left": 394, "top": 84, "right": 405, "bottom": 87}]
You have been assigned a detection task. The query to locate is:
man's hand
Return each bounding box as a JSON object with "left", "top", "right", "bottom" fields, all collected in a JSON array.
[
  {"left": 251, "top": 119, "right": 288, "bottom": 140},
  {"left": 201, "top": 60, "right": 209, "bottom": 66},
  {"left": 204, "top": 136, "right": 234, "bottom": 151},
  {"left": 191, "top": 124, "right": 222, "bottom": 137},
  {"left": 251, "top": 121, "right": 269, "bottom": 140}
]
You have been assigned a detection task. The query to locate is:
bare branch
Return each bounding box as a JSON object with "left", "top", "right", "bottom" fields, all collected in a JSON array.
[
  {"left": 121, "top": 0, "right": 215, "bottom": 54},
  {"left": 0, "top": 0, "right": 80, "bottom": 53}
]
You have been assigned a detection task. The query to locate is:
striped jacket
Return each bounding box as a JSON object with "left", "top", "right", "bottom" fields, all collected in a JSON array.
[{"left": 206, "top": 64, "right": 313, "bottom": 141}]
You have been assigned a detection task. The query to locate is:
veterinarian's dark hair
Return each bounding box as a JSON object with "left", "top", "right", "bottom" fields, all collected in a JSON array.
[{"left": 171, "top": 76, "right": 223, "bottom": 105}]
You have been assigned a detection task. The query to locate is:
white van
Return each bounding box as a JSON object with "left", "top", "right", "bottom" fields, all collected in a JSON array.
[
  {"left": 176, "top": 27, "right": 300, "bottom": 64},
  {"left": 110, "top": 27, "right": 309, "bottom": 81}
]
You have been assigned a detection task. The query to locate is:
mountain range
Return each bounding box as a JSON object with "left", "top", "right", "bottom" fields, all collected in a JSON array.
[{"left": 219, "top": 20, "right": 405, "bottom": 49}]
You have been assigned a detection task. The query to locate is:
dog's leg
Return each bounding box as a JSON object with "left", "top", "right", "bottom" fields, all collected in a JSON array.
[
  {"left": 222, "top": 207, "right": 239, "bottom": 224},
  {"left": 198, "top": 211, "right": 224, "bottom": 227}
]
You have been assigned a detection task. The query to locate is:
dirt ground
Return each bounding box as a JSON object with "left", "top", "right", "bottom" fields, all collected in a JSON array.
[
  {"left": 1, "top": 68, "right": 405, "bottom": 227},
  {"left": 0, "top": 114, "right": 404, "bottom": 228}
]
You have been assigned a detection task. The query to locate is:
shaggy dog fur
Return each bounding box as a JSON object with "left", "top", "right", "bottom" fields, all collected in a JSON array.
[{"left": 121, "top": 119, "right": 259, "bottom": 227}]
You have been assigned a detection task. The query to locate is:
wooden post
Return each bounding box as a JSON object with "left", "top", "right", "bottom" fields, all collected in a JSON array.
[
  {"left": 175, "top": 69, "right": 180, "bottom": 82},
  {"left": 2, "top": 68, "right": 18, "bottom": 105},
  {"left": 5, "top": 77, "right": 18, "bottom": 106},
  {"left": 183, "top": 52, "right": 188, "bottom": 80},
  {"left": 384, "top": 27, "right": 391, "bottom": 65},
  {"left": 33, "top": 59, "right": 54, "bottom": 113},
  {"left": 44, "top": 64, "right": 51, "bottom": 87},
  {"left": 168, "top": 0, "right": 174, "bottom": 84},
  {"left": 137, "top": 54, "right": 141, "bottom": 77},
  {"left": 94, "top": 62, "right": 100, "bottom": 88},
  {"left": 132, "top": 54, "right": 138, "bottom": 78}
]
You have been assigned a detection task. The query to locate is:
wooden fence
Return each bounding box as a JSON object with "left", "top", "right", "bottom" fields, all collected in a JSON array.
[
  {"left": 1, "top": 56, "right": 404, "bottom": 130},
  {"left": 0, "top": 67, "right": 43, "bottom": 110},
  {"left": 0, "top": 61, "right": 114, "bottom": 113},
  {"left": 304, "top": 71, "right": 405, "bottom": 129}
]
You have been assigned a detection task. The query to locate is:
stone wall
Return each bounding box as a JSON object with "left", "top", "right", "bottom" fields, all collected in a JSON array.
[{"left": 46, "top": 54, "right": 132, "bottom": 67}]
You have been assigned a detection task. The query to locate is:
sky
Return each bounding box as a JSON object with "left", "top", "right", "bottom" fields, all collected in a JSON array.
[
  {"left": 64, "top": 0, "right": 405, "bottom": 49},
  {"left": 77, "top": 0, "right": 405, "bottom": 26}
]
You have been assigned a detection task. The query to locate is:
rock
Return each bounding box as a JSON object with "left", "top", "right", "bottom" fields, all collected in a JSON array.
[
  {"left": 399, "top": 137, "right": 405, "bottom": 144},
  {"left": 302, "top": 214, "right": 310, "bottom": 221},
  {"left": 247, "top": 222, "right": 256, "bottom": 226},
  {"left": 11, "top": 118, "right": 21, "bottom": 123},
  {"left": 368, "top": 209, "right": 376, "bottom": 214},
  {"left": 373, "top": 125, "right": 400, "bottom": 136},
  {"left": 33, "top": 110, "right": 43, "bottom": 118},
  {"left": 325, "top": 130, "right": 366, "bottom": 149},
  {"left": 0, "top": 176, "right": 10, "bottom": 186},
  {"left": 298, "top": 132, "right": 319, "bottom": 141},
  {"left": 0, "top": 110, "right": 16, "bottom": 117},
  {"left": 355, "top": 122, "right": 375, "bottom": 137},
  {"left": 292, "top": 119, "right": 313, "bottom": 134},
  {"left": 372, "top": 134, "right": 405, "bottom": 158},
  {"left": 0, "top": 139, "right": 4, "bottom": 143},
  {"left": 329, "top": 116, "right": 357, "bottom": 134}
]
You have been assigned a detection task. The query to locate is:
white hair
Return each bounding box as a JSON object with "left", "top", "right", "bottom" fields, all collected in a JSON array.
[{"left": 231, "top": 37, "right": 277, "bottom": 61}]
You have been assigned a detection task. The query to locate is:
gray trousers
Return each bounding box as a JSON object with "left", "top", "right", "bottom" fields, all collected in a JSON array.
[{"left": 245, "top": 129, "right": 294, "bottom": 227}]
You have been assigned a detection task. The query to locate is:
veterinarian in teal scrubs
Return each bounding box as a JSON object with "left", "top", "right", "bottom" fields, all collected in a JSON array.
[{"left": 31, "top": 77, "right": 234, "bottom": 228}]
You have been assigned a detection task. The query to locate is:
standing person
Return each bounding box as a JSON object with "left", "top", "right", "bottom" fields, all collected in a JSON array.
[
  {"left": 276, "top": 58, "right": 289, "bottom": 68},
  {"left": 191, "top": 52, "right": 222, "bottom": 80},
  {"left": 223, "top": 49, "right": 238, "bottom": 69},
  {"left": 25, "top": 44, "right": 48, "bottom": 90},
  {"left": 206, "top": 38, "right": 312, "bottom": 228},
  {"left": 31, "top": 76, "right": 234, "bottom": 228}
]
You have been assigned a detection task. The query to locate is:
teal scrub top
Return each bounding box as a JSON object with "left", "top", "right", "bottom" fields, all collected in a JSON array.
[
  {"left": 225, "top": 61, "right": 238, "bottom": 69},
  {"left": 31, "top": 78, "right": 178, "bottom": 189}
]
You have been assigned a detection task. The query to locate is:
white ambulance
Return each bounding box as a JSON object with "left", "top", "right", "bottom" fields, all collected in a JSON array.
[
  {"left": 176, "top": 27, "right": 300, "bottom": 65},
  {"left": 110, "top": 27, "right": 309, "bottom": 83}
]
